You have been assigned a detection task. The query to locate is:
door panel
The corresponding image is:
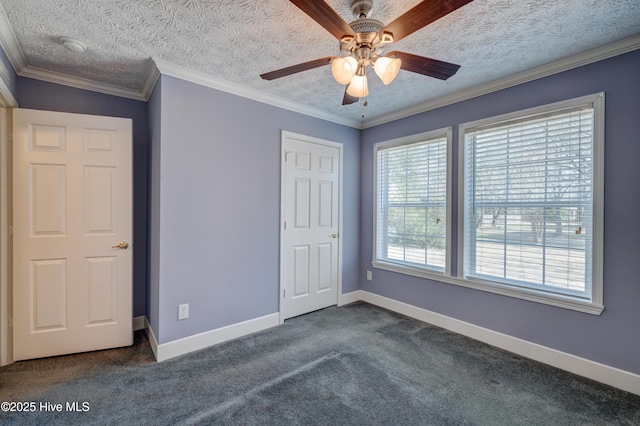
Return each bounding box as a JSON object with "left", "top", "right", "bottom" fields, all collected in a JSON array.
[
  {"left": 293, "top": 245, "right": 310, "bottom": 297},
  {"left": 31, "top": 164, "right": 66, "bottom": 235},
  {"left": 282, "top": 133, "right": 341, "bottom": 320},
  {"left": 31, "top": 259, "right": 67, "bottom": 330},
  {"left": 294, "top": 178, "right": 310, "bottom": 229},
  {"left": 85, "top": 256, "right": 118, "bottom": 324},
  {"left": 13, "top": 108, "right": 132, "bottom": 361},
  {"left": 84, "top": 166, "right": 117, "bottom": 234},
  {"left": 317, "top": 243, "right": 332, "bottom": 291}
]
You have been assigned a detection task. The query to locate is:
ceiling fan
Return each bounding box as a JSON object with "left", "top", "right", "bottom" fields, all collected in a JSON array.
[{"left": 260, "top": 0, "right": 474, "bottom": 105}]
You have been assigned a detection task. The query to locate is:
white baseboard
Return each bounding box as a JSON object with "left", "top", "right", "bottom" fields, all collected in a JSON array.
[
  {"left": 359, "top": 291, "right": 640, "bottom": 396},
  {"left": 133, "top": 316, "right": 145, "bottom": 331},
  {"left": 148, "top": 313, "right": 280, "bottom": 362},
  {"left": 144, "top": 317, "right": 160, "bottom": 361},
  {"left": 137, "top": 292, "right": 639, "bottom": 395},
  {"left": 145, "top": 293, "right": 360, "bottom": 361},
  {"left": 339, "top": 290, "right": 363, "bottom": 306}
]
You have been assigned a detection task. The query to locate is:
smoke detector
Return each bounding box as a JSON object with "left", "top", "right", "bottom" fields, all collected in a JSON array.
[{"left": 60, "top": 37, "right": 86, "bottom": 53}]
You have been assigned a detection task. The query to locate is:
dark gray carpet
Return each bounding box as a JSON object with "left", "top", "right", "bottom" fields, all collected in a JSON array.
[{"left": 1, "top": 302, "right": 639, "bottom": 425}]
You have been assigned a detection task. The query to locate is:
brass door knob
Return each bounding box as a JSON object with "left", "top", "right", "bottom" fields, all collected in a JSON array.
[
  {"left": 112, "top": 241, "right": 129, "bottom": 250},
  {"left": 331, "top": 233, "right": 339, "bottom": 238}
]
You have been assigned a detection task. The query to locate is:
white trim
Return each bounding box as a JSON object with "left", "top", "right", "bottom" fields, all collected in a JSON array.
[
  {"left": 279, "top": 131, "right": 344, "bottom": 323},
  {"left": 144, "top": 316, "right": 159, "bottom": 361},
  {"left": 140, "top": 60, "right": 161, "bottom": 101},
  {"left": 142, "top": 291, "right": 639, "bottom": 394},
  {"left": 371, "top": 261, "right": 604, "bottom": 315},
  {"left": 0, "top": 108, "right": 10, "bottom": 366},
  {"left": 278, "top": 135, "right": 286, "bottom": 325},
  {"left": 0, "top": 77, "right": 17, "bottom": 108},
  {"left": 153, "top": 59, "right": 361, "bottom": 129},
  {"left": 152, "top": 313, "right": 279, "bottom": 362},
  {"left": 0, "top": 4, "right": 27, "bottom": 72},
  {"left": 359, "top": 291, "right": 640, "bottom": 396},
  {"left": 18, "top": 66, "right": 147, "bottom": 101},
  {"left": 454, "top": 93, "right": 605, "bottom": 315},
  {"left": 363, "top": 34, "right": 640, "bottom": 129},
  {"left": 0, "top": 4, "right": 145, "bottom": 102},
  {"left": 0, "top": 10, "right": 18, "bottom": 109},
  {"left": 133, "top": 316, "right": 145, "bottom": 331},
  {"left": 338, "top": 290, "right": 362, "bottom": 306},
  {"left": 591, "top": 94, "right": 605, "bottom": 308},
  {"left": 372, "top": 128, "right": 453, "bottom": 277}
]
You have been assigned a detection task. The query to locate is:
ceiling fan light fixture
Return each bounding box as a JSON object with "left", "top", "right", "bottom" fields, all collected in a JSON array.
[
  {"left": 331, "top": 56, "right": 357, "bottom": 84},
  {"left": 346, "top": 73, "right": 368, "bottom": 98},
  {"left": 374, "top": 56, "right": 401, "bottom": 85},
  {"left": 261, "top": 0, "right": 468, "bottom": 106}
]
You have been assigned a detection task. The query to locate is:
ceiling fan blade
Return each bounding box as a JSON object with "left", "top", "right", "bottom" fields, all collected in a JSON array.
[
  {"left": 342, "top": 88, "right": 359, "bottom": 105},
  {"left": 289, "top": 0, "right": 355, "bottom": 40},
  {"left": 382, "top": 0, "right": 474, "bottom": 43},
  {"left": 260, "top": 57, "right": 335, "bottom": 80},
  {"left": 387, "top": 51, "right": 460, "bottom": 80}
]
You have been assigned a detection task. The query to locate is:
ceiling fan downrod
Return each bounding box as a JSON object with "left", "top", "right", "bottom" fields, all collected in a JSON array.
[{"left": 351, "top": 0, "right": 374, "bottom": 19}]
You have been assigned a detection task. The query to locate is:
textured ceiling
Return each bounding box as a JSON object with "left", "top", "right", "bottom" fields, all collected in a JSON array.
[{"left": 1, "top": 0, "right": 640, "bottom": 124}]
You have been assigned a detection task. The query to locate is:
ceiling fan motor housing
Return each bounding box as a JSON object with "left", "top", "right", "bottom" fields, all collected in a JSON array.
[
  {"left": 349, "top": 18, "right": 384, "bottom": 37},
  {"left": 342, "top": 18, "right": 385, "bottom": 60}
]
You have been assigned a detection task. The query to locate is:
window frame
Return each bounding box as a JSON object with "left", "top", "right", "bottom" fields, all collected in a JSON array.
[
  {"left": 370, "top": 94, "right": 604, "bottom": 315},
  {"left": 457, "top": 93, "right": 604, "bottom": 314},
  {"left": 372, "top": 127, "right": 453, "bottom": 279}
]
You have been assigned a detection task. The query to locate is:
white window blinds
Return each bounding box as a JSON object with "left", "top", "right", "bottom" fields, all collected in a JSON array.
[
  {"left": 376, "top": 136, "right": 447, "bottom": 272},
  {"left": 463, "top": 106, "right": 595, "bottom": 298}
]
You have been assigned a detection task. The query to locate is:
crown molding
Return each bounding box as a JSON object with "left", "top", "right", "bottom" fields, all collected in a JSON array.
[
  {"left": 18, "top": 65, "right": 148, "bottom": 101},
  {"left": 0, "top": 3, "right": 20, "bottom": 106},
  {"left": 0, "top": 2, "right": 146, "bottom": 102},
  {"left": 362, "top": 34, "right": 640, "bottom": 129},
  {"left": 0, "top": 0, "right": 636, "bottom": 131},
  {"left": 140, "top": 59, "right": 161, "bottom": 101},
  {"left": 0, "top": 4, "right": 26, "bottom": 72},
  {"left": 151, "top": 59, "right": 362, "bottom": 129}
]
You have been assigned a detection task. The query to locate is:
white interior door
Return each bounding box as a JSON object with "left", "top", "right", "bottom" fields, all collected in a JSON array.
[
  {"left": 281, "top": 132, "right": 341, "bottom": 320},
  {"left": 13, "top": 108, "right": 132, "bottom": 361}
]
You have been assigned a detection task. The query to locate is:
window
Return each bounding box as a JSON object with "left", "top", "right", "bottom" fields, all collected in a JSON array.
[
  {"left": 374, "top": 129, "right": 451, "bottom": 275},
  {"left": 459, "top": 94, "right": 604, "bottom": 312}
]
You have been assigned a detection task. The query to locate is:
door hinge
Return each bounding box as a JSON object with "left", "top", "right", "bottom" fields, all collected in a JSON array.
[
  {"left": 284, "top": 150, "right": 291, "bottom": 161},
  {"left": 284, "top": 221, "right": 287, "bottom": 230},
  {"left": 8, "top": 225, "right": 12, "bottom": 235},
  {"left": 8, "top": 317, "right": 13, "bottom": 329},
  {"left": 282, "top": 289, "right": 286, "bottom": 299}
]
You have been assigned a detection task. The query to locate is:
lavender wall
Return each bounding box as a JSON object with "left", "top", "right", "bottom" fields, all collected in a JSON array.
[
  {"left": 17, "top": 77, "right": 150, "bottom": 318},
  {"left": 149, "top": 75, "right": 360, "bottom": 344},
  {"left": 360, "top": 50, "right": 640, "bottom": 375}
]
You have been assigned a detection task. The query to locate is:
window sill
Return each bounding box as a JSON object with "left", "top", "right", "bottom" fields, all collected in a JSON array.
[{"left": 372, "top": 260, "right": 604, "bottom": 316}]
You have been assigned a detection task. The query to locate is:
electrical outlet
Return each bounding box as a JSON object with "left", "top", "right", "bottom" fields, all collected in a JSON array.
[
  {"left": 367, "top": 270, "right": 373, "bottom": 281},
  {"left": 178, "top": 303, "right": 189, "bottom": 320}
]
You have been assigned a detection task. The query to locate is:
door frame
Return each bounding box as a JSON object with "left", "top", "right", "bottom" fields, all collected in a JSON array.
[
  {"left": 279, "top": 130, "right": 343, "bottom": 324},
  {"left": 0, "top": 107, "right": 12, "bottom": 366},
  {"left": 0, "top": 77, "right": 17, "bottom": 365}
]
